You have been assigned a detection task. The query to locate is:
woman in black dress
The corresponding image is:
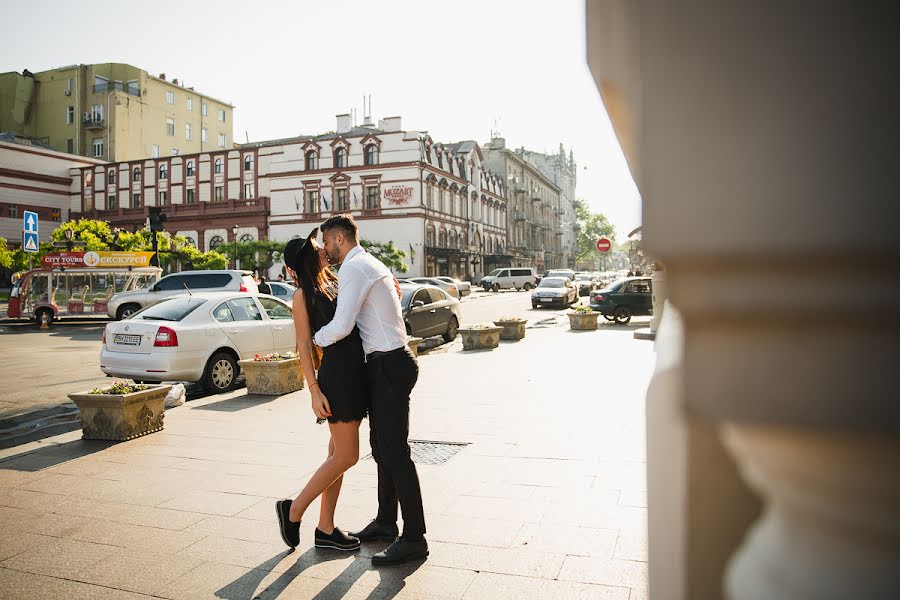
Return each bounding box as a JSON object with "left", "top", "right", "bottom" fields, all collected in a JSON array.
[{"left": 275, "top": 228, "right": 369, "bottom": 551}]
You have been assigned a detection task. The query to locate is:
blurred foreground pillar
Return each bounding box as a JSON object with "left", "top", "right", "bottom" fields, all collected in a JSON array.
[{"left": 587, "top": 1, "right": 900, "bottom": 599}]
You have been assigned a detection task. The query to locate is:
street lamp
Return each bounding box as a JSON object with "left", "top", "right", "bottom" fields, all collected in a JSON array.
[{"left": 231, "top": 224, "right": 239, "bottom": 269}]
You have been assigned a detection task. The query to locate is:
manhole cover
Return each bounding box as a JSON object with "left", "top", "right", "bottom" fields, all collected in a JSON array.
[{"left": 364, "top": 440, "right": 470, "bottom": 465}]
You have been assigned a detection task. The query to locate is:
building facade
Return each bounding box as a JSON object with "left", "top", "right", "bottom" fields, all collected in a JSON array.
[
  {"left": 0, "top": 63, "right": 233, "bottom": 162},
  {"left": 483, "top": 137, "right": 566, "bottom": 271}
]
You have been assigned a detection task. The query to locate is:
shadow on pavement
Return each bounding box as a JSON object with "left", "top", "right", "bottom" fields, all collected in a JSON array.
[
  {"left": 0, "top": 321, "right": 105, "bottom": 342},
  {"left": 0, "top": 438, "right": 116, "bottom": 471},
  {"left": 194, "top": 391, "right": 277, "bottom": 413}
]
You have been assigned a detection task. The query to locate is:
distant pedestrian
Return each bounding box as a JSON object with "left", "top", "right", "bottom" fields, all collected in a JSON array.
[
  {"left": 277, "top": 273, "right": 285, "bottom": 282},
  {"left": 258, "top": 275, "right": 271, "bottom": 295}
]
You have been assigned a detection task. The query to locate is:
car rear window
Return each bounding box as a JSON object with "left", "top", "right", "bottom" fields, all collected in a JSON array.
[
  {"left": 135, "top": 297, "right": 208, "bottom": 321},
  {"left": 539, "top": 279, "right": 565, "bottom": 288},
  {"left": 182, "top": 273, "right": 233, "bottom": 289}
]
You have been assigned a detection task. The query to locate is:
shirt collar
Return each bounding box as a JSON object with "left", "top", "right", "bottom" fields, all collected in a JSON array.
[{"left": 343, "top": 244, "right": 364, "bottom": 263}]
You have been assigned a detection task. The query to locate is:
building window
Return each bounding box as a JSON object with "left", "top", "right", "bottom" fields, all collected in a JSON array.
[
  {"left": 67, "top": 78, "right": 73, "bottom": 94},
  {"left": 133, "top": 192, "right": 142, "bottom": 208},
  {"left": 186, "top": 189, "right": 195, "bottom": 204},
  {"left": 186, "top": 161, "right": 194, "bottom": 177},
  {"left": 166, "top": 91, "right": 175, "bottom": 104},
  {"left": 9, "top": 204, "right": 18, "bottom": 219},
  {"left": 67, "top": 139, "right": 74, "bottom": 154},
  {"left": 159, "top": 164, "right": 168, "bottom": 179},
  {"left": 171, "top": 148, "right": 179, "bottom": 156},
  {"left": 217, "top": 109, "right": 226, "bottom": 122},
  {"left": 426, "top": 185, "right": 433, "bottom": 210},
  {"left": 240, "top": 234, "right": 254, "bottom": 243},
  {"left": 218, "top": 133, "right": 226, "bottom": 148},
  {"left": 209, "top": 235, "right": 224, "bottom": 250},
  {"left": 90, "top": 104, "right": 103, "bottom": 121},
  {"left": 365, "top": 185, "right": 379, "bottom": 209},
  {"left": 364, "top": 145, "right": 378, "bottom": 166},
  {"left": 107, "top": 195, "right": 117, "bottom": 210},
  {"left": 201, "top": 127, "right": 208, "bottom": 143},
  {"left": 108, "top": 170, "right": 115, "bottom": 184},
  {"left": 151, "top": 145, "right": 160, "bottom": 158},
  {"left": 166, "top": 118, "right": 175, "bottom": 136},
  {"left": 215, "top": 185, "right": 224, "bottom": 201},
  {"left": 304, "top": 190, "right": 319, "bottom": 213},
  {"left": 243, "top": 183, "right": 255, "bottom": 199},
  {"left": 214, "top": 157, "right": 223, "bottom": 174},
  {"left": 201, "top": 102, "right": 208, "bottom": 116},
  {"left": 186, "top": 123, "right": 192, "bottom": 141},
  {"left": 184, "top": 237, "right": 196, "bottom": 247},
  {"left": 133, "top": 167, "right": 141, "bottom": 182},
  {"left": 438, "top": 229, "right": 447, "bottom": 248},
  {"left": 305, "top": 150, "right": 318, "bottom": 170},
  {"left": 186, "top": 97, "right": 193, "bottom": 111},
  {"left": 66, "top": 106, "right": 74, "bottom": 124},
  {"left": 159, "top": 190, "right": 168, "bottom": 205},
  {"left": 335, "top": 188, "right": 348, "bottom": 212},
  {"left": 244, "top": 155, "right": 253, "bottom": 171},
  {"left": 92, "top": 138, "right": 104, "bottom": 158},
  {"left": 426, "top": 227, "right": 434, "bottom": 247},
  {"left": 425, "top": 148, "right": 432, "bottom": 164},
  {"left": 334, "top": 147, "right": 346, "bottom": 168}
]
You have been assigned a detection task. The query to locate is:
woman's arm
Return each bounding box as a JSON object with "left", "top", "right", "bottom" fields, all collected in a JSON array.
[{"left": 292, "top": 290, "right": 331, "bottom": 420}]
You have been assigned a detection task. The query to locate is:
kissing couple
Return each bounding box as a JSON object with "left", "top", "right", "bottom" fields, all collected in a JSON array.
[{"left": 275, "top": 214, "right": 428, "bottom": 565}]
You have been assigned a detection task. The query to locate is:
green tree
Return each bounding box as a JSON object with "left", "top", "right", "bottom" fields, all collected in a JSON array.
[
  {"left": 0, "top": 237, "right": 11, "bottom": 269},
  {"left": 218, "top": 240, "right": 286, "bottom": 273},
  {"left": 574, "top": 200, "right": 616, "bottom": 263},
  {"left": 361, "top": 239, "right": 409, "bottom": 273}
]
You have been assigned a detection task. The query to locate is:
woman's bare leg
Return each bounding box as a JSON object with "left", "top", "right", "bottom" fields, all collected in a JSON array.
[
  {"left": 319, "top": 437, "right": 345, "bottom": 533},
  {"left": 288, "top": 421, "right": 360, "bottom": 525}
]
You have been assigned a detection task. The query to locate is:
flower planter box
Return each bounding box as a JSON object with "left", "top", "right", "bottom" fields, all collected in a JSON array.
[
  {"left": 68, "top": 385, "right": 170, "bottom": 441},
  {"left": 407, "top": 336, "right": 424, "bottom": 357},
  {"left": 238, "top": 357, "right": 305, "bottom": 395},
  {"left": 493, "top": 319, "right": 527, "bottom": 341},
  {"left": 568, "top": 311, "right": 601, "bottom": 331},
  {"left": 459, "top": 326, "right": 503, "bottom": 350}
]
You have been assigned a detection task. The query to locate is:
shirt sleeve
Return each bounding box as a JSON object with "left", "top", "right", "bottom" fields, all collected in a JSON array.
[{"left": 313, "top": 262, "right": 372, "bottom": 348}]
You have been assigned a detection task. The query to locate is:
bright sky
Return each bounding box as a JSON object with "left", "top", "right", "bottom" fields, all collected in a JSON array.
[{"left": 1, "top": 0, "right": 641, "bottom": 239}]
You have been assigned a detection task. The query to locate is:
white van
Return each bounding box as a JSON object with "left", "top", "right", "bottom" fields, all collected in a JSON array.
[{"left": 480, "top": 267, "right": 538, "bottom": 292}]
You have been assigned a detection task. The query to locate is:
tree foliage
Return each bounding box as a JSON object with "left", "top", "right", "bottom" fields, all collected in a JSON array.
[
  {"left": 217, "top": 240, "right": 285, "bottom": 273},
  {"left": 360, "top": 239, "right": 409, "bottom": 273},
  {"left": 0, "top": 237, "right": 11, "bottom": 269},
  {"left": 574, "top": 200, "right": 616, "bottom": 262}
]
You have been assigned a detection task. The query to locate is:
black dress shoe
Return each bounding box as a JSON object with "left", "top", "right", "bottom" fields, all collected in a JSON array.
[
  {"left": 350, "top": 520, "right": 399, "bottom": 542},
  {"left": 275, "top": 499, "right": 300, "bottom": 548},
  {"left": 372, "top": 537, "right": 429, "bottom": 565},
  {"left": 315, "top": 527, "right": 361, "bottom": 551}
]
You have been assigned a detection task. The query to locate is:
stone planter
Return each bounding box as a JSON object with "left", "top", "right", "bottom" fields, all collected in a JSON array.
[
  {"left": 568, "top": 311, "right": 601, "bottom": 331},
  {"left": 238, "top": 357, "right": 305, "bottom": 395},
  {"left": 459, "top": 326, "right": 502, "bottom": 350},
  {"left": 493, "top": 319, "right": 527, "bottom": 341},
  {"left": 407, "top": 336, "right": 424, "bottom": 357},
  {"left": 68, "top": 385, "right": 170, "bottom": 441}
]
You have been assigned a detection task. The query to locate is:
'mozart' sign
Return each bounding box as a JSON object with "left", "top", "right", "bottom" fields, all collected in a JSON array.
[{"left": 383, "top": 186, "right": 414, "bottom": 205}]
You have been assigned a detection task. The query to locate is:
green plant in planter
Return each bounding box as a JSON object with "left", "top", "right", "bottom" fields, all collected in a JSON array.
[
  {"left": 465, "top": 323, "right": 499, "bottom": 330},
  {"left": 253, "top": 351, "right": 298, "bottom": 362},
  {"left": 573, "top": 305, "right": 593, "bottom": 314},
  {"left": 89, "top": 380, "right": 150, "bottom": 395}
]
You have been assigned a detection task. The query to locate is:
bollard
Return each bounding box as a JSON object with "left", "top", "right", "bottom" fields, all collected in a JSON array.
[{"left": 40, "top": 312, "right": 49, "bottom": 329}]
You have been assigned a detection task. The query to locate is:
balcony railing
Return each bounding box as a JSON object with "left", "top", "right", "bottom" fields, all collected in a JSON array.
[
  {"left": 93, "top": 82, "right": 141, "bottom": 97},
  {"left": 82, "top": 114, "right": 104, "bottom": 129}
]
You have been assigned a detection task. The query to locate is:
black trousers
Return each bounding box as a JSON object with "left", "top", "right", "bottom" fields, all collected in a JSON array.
[{"left": 366, "top": 347, "right": 426, "bottom": 540}]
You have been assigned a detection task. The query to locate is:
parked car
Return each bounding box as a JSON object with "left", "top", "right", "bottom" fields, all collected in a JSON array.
[
  {"left": 434, "top": 276, "right": 471, "bottom": 297},
  {"left": 546, "top": 269, "right": 576, "bottom": 282},
  {"left": 574, "top": 272, "right": 598, "bottom": 296},
  {"left": 267, "top": 281, "right": 297, "bottom": 300},
  {"left": 108, "top": 270, "right": 258, "bottom": 320},
  {"left": 480, "top": 267, "right": 538, "bottom": 292},
  {"left": 408, "top": 277, "right": 460, "bottom": 299},
  {"left": 531, "top": 277, "right": 578, "bottom": 308},
  {"left": 399, "top": 283, "right": 460, "bottom": 342},
  {"left": 100, "top": 292, "right": 294, "bottom": 393},
  {"left": 590, "top": 277, "right": 653, "bottom": 324}
]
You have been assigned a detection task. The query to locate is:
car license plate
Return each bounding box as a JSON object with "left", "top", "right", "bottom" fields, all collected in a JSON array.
[{"left": 114, "top": 334, "right": 142, "bottom": 346}]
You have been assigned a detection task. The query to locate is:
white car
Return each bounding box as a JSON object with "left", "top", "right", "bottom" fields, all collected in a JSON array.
[
  {"left": 100, "top": 292, "right": 295, "bottom": 393},
  {"left": 408, "top": 277, "right": 460, "bottom": 299},
  {"left": 434, "top": 276, "right": 471, "bottom": 297}
]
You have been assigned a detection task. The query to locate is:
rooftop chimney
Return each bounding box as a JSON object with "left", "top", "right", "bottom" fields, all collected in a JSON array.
[
  {"left": 159, "top": 73, "right": 166, "bottom": 80},
  {"left": 383, "top": 116, "right": 402, "bottom": 133},
  {"left": 336, "top": 114, "right": 351, "bottom": 134},
  {"left": 490, "top": 137, "right": 506, "bottom": 150}
]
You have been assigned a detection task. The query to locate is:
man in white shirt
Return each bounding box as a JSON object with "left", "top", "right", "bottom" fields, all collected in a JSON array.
[{"left": 313, "top": 214, "right": 428, "bottom": 565}]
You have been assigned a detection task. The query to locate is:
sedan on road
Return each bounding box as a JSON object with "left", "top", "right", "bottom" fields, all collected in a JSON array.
[
  {"left": 590, "top": 277, "right": 653, "bottom": 324},
  {"left": 100, "top": 292, "right": 296, "bottom": 393},
  {"left": 408, "top": 277, "right": 460, "bottom": 299},
  {"left": 434, "top": 276, "right": 471, "bottom": 297},
  {"left": 574, "top": 273, "right": 598, "bottom": 296},
  {"left": 400, "top": 283, "right": 460, "bottom": 342},
  {"left": 531, "top": 277, "right": 578, "bottom": 308}
]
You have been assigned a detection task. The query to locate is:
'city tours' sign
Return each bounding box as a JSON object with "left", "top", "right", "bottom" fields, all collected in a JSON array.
[
  {"left": 383, "top": 185, "right": 414, "bottom": 205},
  {"left": 41, "top": 251, "right": 155, "bottom": 269}
]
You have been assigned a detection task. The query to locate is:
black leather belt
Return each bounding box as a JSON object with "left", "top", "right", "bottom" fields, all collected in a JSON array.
[{"left": 365, "top": 346, "right": 407, "bottom": 362}]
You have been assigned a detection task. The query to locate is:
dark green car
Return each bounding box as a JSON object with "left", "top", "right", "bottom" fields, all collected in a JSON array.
[{"left": 589, "top": 277, "right": 653, "bottom": 324}]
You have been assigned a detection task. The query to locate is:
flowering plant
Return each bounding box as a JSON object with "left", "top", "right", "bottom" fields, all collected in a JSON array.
[
  {"left": 573, "top": 305, "right": 593, "bottom": 314},
  {"left": 89, "top": 380, "right": 150, "bottom": 395},
  {"left": 253, "top": 352, "right": 298, "bottom": 362},
  {"left": 494, "top": 316, "right": 526, "bottom": 323},
  {"left": 463, "top": 323, "right": 500, "bottom": 330}
]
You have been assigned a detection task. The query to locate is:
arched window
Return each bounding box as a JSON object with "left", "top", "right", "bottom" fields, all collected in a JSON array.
[
  {"left": 305, "top": 150, "right": 318, "bottom": 170},
  {"left": 186, "top": 160, "right": 194, "bottom": 177},
  {"left": 214, "top": 157, "right": 223, "bottom": 174},
  {"left": 159, "top": 164, "right": 168, "bottom": 179},
  {"left": 449, "top": 230, "right": 457, "bottom": 249},
  {"left": 364, "top": 144, "right": 377, "bottom": 166},
  {"left": 334, "top": 147, "right": 346, "bottom": 168},
  {"left": 132, "top": 167, "right": 141, "bottom": 182},
  {"left": 438, "top": 229, "right": 447, "bottom": 248},
  {"left": 243, "top": 155, "right": 253, "bottom": 171},
  {"left": 107, "top": 170, "right": 115, "bottom": 184},
  {"left": 239, "top": 233, "right": 254, "bottom": 243},
  {"left": 209, "top": 235, "right": 224, "bottom": 250},
  {"left": 426, "top": 226, "right": 435, "bottom": 247},
  {"left": 184, "top": 237, "right": 196, "bottom": 248}
]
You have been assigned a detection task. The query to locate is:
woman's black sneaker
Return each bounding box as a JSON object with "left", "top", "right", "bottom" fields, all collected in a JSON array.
[
  {"left": 315, "top": 527, "right": 361, "bottom": 551},
  {"left": 275, "top": 499, "right": 300, "bottom": 548}
]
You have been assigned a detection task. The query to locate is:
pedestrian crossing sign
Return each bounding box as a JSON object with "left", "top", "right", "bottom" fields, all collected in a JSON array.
[{"left": 23, "top": 232, "right": 39, "bottom": 253}]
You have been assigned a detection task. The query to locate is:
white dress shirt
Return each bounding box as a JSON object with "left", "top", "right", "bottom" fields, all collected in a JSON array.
[{"left": 313, "top": 245, "right": 408, "bottom": 354}]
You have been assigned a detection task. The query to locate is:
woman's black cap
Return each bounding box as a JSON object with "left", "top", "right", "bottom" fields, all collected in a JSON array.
[{"left": 283, "top": 227, "right": 318, "bottom": 273}]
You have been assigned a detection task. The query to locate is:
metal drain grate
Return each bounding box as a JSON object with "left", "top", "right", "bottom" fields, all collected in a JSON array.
[{"left": 364, "top": 440, "right": 470, "bottom": 465}]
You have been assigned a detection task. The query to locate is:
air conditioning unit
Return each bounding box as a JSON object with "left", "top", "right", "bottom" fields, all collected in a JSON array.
[{"left": 64, "top": 89, "right": 71, "bottom": 96}]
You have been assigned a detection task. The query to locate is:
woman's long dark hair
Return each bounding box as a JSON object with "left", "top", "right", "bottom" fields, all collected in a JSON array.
[{"left": 288, "top": 239, "right": 338, "bottom": 320}]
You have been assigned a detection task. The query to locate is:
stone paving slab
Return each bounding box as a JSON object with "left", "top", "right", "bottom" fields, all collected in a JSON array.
[{"left": 0, "top": 320, "right": 652, "bottom": 599}]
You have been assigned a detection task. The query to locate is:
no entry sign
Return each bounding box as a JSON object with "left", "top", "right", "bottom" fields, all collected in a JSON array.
[{"left": 596, "top": 236, "right": 612, "bottom": 253}]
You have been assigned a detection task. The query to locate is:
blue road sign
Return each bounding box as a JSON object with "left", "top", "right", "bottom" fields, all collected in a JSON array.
[
  {"left": 24, "top": 210, "right": 38, "bottom": 234},
  {"left": 23, "top": 232, "right": 39, "bottom": 253}
]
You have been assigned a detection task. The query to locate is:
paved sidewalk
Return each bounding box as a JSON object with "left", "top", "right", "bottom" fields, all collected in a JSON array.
[{"left": 0, "top": 319, "right": 653, "bottom": 599}]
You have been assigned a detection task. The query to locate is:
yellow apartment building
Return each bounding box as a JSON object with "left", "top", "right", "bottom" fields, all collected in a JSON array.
[{"left": 0, "top": 63, "right": 234, "bottom": 162}]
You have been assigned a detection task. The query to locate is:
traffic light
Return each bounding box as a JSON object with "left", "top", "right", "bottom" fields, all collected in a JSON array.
[{"left": 148, "top": 208, "right": 167, "bottom": 232}]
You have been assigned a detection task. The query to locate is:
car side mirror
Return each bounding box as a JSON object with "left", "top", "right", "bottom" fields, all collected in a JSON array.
[
  {"left": 412, "top": 300, "right": 425, "bottom": 309},
  {"left": 151, "top": 284, "right": 160, "bottom": 292}
]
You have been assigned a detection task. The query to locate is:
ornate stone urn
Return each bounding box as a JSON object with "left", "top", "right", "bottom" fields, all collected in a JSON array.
[
  {"left": 238, "top": 356, "right": 305, "bottom": 395},
  {"left": 567, "top": 308, "right": 601, "bottom": 331},
  {"left": 493, "top": 318, "right": 527, "bottom": 341},
  {"left": 68, "top": 384, "right": 170, "bottom": 441},
  {"left": 459, "top": 325, "right": 502, "bottom": 350},
  {"left": 407, "top": 336, "right": 424, "bottom": 357}
]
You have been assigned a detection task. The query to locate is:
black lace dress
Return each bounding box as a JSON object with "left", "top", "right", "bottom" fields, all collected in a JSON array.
[{"left": 308, "top": 285, "right": 369, "bottom": 423}]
